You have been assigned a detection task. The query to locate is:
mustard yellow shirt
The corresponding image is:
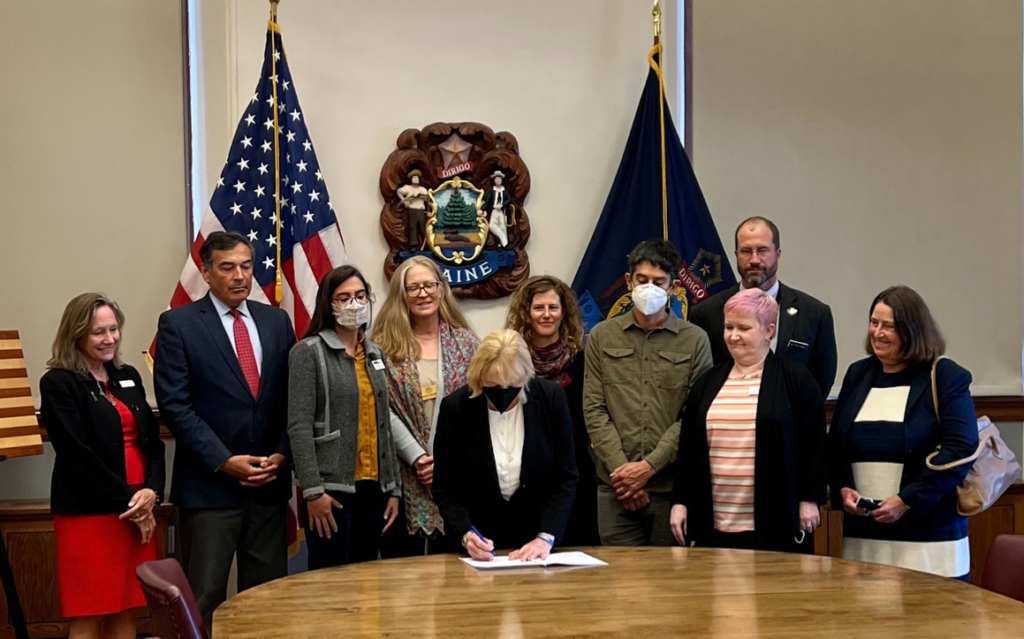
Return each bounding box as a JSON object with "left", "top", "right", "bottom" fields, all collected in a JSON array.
[{"left": 353, "top": 340, "right": 379, "bottom": 481}]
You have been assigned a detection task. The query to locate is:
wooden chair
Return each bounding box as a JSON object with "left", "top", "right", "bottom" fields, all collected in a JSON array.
[
  {"left": 136, "top": 558, "right": 208, "bottom": 639},
  {"left": 980, "top": 534, "right": 1024, "bottom": 603}
]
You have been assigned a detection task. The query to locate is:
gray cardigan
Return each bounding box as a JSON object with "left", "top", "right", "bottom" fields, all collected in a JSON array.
[{"left": 287, "top": 329, "right": 401, "bottom": 499}]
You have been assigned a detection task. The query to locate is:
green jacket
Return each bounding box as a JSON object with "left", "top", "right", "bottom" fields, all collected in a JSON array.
[{"left": 583, "top": 311, "right": 712, "bottom": 493}]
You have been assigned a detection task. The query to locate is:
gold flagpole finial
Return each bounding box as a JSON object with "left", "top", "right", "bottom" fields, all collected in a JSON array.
[
  {"left": 270, "top": 0, "right": 280, "bottom": 22},
  {"left": 652, "top": 0, "right": 662, "bottom": 42}
]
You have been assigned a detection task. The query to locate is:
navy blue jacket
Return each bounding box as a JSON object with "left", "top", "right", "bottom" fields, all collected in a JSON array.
[
  {"left": 154, "top": 293, "right": 295, "bottom": 508},
  {"left": 829, "top": 357, "right": 978, "bottom": 541}
]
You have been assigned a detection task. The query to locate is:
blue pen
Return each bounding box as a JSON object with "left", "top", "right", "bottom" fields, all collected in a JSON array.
[{"left": 470, "top": 526, "right": 496, "bottom": 556}]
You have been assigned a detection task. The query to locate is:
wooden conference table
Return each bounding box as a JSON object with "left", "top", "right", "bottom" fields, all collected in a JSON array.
[{"left": 212, "top": 547, "right": 1024, "bottom": 638}]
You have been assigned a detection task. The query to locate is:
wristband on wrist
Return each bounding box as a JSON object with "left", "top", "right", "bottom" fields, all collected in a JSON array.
[{"left": 536, "top": 533, "right": 554, "bottom": 546}]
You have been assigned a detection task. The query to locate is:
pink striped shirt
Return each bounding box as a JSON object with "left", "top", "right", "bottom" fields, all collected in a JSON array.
[{"left": 706, "top": 371, "right": 761, "bottom": 532}]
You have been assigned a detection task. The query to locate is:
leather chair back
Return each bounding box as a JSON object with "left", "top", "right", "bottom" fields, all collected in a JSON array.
[
  {"left": 136, "top": 558, "right": 208, "bottom": 639},
  {"left": 980, "top": 534, "right": 1024, "bottom": 603}
]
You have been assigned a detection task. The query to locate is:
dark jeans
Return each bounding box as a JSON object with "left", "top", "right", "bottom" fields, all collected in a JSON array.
[
  {"left": 302, "top": 481, "right": 388, "bottom": 570},
  {"left": 178, "top": 496, "right": 287, "bottom": 632},
  {"left": 378, "top": 497, "right": 450, "bottom": 558}
]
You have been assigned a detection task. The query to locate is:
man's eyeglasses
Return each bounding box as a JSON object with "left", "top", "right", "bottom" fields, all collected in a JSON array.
[{"left": 736, "top": 247, "right": 776, "bottom": 258}]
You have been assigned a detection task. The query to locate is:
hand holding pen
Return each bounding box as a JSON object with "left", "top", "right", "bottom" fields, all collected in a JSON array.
[{"left": 466, "top": 525, "right": 496, "bottom": 561}]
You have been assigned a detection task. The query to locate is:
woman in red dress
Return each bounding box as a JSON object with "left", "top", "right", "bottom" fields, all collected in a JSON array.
[{"left": 40, "top": 293, "right": 165, "bottom": 639}]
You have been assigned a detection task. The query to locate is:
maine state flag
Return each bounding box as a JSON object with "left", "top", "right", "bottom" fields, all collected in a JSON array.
[{"left": 572, "top": 43, "right": 735, "bottom": 332}]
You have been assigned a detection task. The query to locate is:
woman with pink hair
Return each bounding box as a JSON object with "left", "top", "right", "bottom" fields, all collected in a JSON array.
[{"left": 670, "top": 288, "right": 827, "bottom": 552}]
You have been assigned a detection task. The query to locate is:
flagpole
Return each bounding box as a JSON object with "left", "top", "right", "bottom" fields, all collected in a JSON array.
[
  {"left": 652, "top": 0, "right": 668, "bottom": 241},
  {"left": 270, "top": 0, "right": 283, "bottom": 304}
]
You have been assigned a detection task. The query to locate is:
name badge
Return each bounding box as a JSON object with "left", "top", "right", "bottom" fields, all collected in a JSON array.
[
  {"left": 119, "top": 379, "right": 136, "bottom": 388},
  {"left": 788, "top": 340, "right": 809, "bottom": 351},
  {"left": 421, "top": 384, "right": 438, "bottom": 401},
  {"left": 748, "top": 386, "right": 760, "bottom": 396},
  {"left": 371, "top": 359, "right": 386, "bottom": 371}
]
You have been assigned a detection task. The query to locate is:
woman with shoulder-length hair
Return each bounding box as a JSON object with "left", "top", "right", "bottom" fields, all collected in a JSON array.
[
  {"left": 40, "top": 293, "right": 165, "bottom": 639},
  {"left": 506, "top": 275, "right": 598, "bottom": 546},
  {"left": 830, "top": 285, "right": 978, "bottom": 581},
  {"left": 433, "top": 329, "right": 578, "bottom": 561},
  {"left": 373, "top": 255, "right": 479, "bottom": 556},
  {"left": 671, "top": 288, "right": 827, "bottom": 553},
  {"left": 287, "top": 265, "right": 401, "bottom": 570}
]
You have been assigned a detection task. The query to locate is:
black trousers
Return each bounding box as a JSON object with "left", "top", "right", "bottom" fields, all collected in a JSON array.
[
  {"left": 302, "top": 481, "right": 388, "bottom": 571},
  {"left": 178, "top": 496, "right": 287, "bottom": 632}
]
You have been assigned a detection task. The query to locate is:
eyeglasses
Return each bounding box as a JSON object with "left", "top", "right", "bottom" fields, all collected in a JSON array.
[
  {"left": 332, "top": 292, "right": 368, "bottom": 304},
  {"left": 736, "top": 247, "right": 776, "bottom": 258},
  {"left": 406, "top": 281, "right": 441, "bottom": 296}
]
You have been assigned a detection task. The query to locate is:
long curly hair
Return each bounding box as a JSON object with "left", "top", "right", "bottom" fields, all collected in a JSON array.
[
  {"left": 372, "top": 256, "right": 472, "bottom": 361},
  {"left": 505, "top": 275, "right": 584, "bottom": 357}
]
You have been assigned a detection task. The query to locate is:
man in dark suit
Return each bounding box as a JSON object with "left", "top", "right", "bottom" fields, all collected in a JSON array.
[
  {"left": 688, "top": 217, "right": 837, "bottom": 397},
  {"left": 154, "top": 231, "right": 296, "bottom": 629}
]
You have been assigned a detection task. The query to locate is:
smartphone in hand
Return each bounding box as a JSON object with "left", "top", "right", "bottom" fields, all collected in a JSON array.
[{"left": 856, "top": 497, "right": 882, "bottom": 512}]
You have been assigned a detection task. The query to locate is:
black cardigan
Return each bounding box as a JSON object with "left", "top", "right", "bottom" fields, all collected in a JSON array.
[
  {"left": 40, "top": 363, "right": 165, "bottom": 515},
  {"left": 433, "top": 378, "right": 578, "bottom": 549},
  {"left": 673, "top": 353, "right": 827, "bottom": 551},
  {"left": 559, "top": 352, "right": 601, "bottom": 546}
]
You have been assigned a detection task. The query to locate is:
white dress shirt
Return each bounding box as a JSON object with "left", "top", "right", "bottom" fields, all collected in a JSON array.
[
  {"left": 209, "top": 295, "right": 263, "bottom": 374},
  {"left": 488, "top": 402, "right": 525, "bottom": 501}
]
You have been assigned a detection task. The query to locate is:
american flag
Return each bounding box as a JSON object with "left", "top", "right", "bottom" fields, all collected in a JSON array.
[
  {"left": 162, "top": 21, "right": 346, "bottom": 341},
  {"left": 157, "top": 20, "right": 345, "bottom": 564}
]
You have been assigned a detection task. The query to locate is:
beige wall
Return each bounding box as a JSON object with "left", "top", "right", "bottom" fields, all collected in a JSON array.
[
  {"left": 196, "top": 0, "right": 680, "bottom": 341},
  {"left": 0, "top": 0, "right": 186, "bottom": 399},
  {"left": 2, "top": 1, "right": 1022, "bottom": 494},
  {"left": 691, "top": 0, "right": 1024, "bottom": 395}
]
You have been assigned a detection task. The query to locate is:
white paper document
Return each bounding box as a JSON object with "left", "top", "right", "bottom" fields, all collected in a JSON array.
[{"left": 459, "top": 551, "right": 607, "bottom": 570}]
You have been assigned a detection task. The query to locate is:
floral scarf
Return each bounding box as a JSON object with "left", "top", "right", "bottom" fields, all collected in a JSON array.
[
  {"left": 384, "top": 320, "right": 479, "bottom": 537},
  {"left": 531, "top": 341, "right": 575, "bottom": 387}
]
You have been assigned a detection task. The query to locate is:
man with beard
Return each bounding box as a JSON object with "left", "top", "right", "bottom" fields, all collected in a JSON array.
[{"left": 689, "top": 217, "right": 837, "bottom": 397}]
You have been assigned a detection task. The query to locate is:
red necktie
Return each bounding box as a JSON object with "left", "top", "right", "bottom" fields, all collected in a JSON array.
[{"left": 230, "top": 309, "right": 261, "bottom": 397}]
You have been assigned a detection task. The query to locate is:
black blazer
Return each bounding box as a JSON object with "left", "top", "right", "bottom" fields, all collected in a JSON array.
[
  {"left": 40, "top": 363, "right": 165, "bottom": 515},
  {"left": 829, "top": 357, "right": 977, "bottom": 539},
  {"left": 688, "top": 282, "right": 837, "bottom": 397},
  {"left": 154, "top": 293, "right": 296, "bottom": 509},
  {"left": 558, "top": 352, "right": 601, "bottom": 546},
  {"left": 673, "top": 353, "right": 827, "bottom": 551},
  {"left": 433, "top": 379, "right": 578, "bottom": 549}
]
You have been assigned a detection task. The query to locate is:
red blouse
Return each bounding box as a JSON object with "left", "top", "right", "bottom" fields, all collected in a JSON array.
[{"left": 103, "top": 381, "right": 146, "bottom": 487}]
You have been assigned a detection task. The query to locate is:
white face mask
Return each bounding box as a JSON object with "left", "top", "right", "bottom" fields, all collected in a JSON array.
[
  {"left": 332, "top": 299, "right": 370, "bottom": 329},
  {"left": 631, "top": 283, "right": 669, "bottom": 316}
]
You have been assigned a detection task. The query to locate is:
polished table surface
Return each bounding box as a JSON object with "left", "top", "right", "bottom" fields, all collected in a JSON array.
[{"left": 212, "top": 547, "right": 1024, "bottom": 638}]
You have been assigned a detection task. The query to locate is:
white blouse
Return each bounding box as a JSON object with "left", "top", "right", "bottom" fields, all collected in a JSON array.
[{"left": 488, "top": 402, "right": 525, "bottom": 501}]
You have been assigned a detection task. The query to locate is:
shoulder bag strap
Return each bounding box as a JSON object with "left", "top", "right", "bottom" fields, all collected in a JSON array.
[{"left": 925, "top": 356, "right": 989, "bottom": 470}]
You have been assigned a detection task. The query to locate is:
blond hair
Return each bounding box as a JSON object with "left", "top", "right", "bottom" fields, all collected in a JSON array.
[
  {"left": 47, "top": 293, "right": 125, "bottom": 375},
  {"left": 372, "top": 256, "right": 472, "bottom": 361},
  {"left": 467, "top": 329, "right": 535, "bottom": 398}
]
